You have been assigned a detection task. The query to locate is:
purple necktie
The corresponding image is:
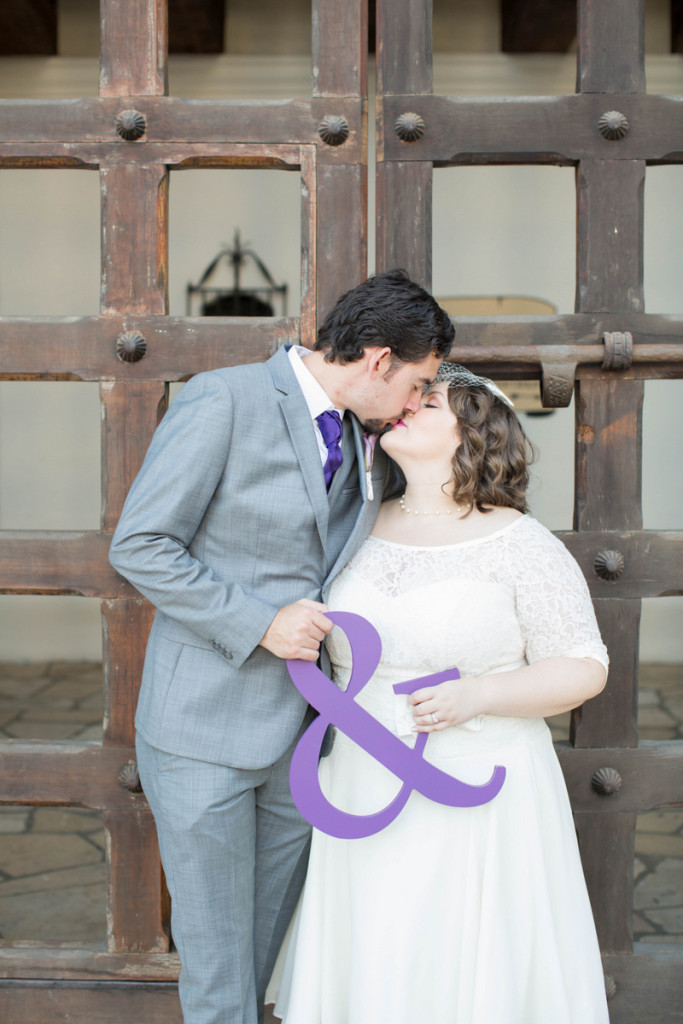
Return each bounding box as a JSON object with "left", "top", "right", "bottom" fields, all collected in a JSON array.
[{"left": 316, "top": 410, "right": 343, "bottom": 492}]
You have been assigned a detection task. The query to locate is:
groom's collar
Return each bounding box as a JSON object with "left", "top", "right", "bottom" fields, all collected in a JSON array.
[{"left": 287, "top": 345, "right": 345, "bottom": 423}]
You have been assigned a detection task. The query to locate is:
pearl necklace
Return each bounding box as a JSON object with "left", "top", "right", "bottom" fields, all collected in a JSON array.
[{"left": 399, "top": 493, "right": 464, "bottom": 516}]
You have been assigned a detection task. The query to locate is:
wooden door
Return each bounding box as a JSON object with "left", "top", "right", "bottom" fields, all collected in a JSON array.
[
  {"left": 0, "top": 1, "right": 367, "bottom": 1019},
  {"left": 2, "top": 1, "right": 683, "bottom": 1021},
  {"left": 376, "top": 0, "right": 683, "bottom": 1019}
]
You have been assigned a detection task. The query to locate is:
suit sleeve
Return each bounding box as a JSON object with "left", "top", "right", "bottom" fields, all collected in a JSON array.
[{"left": 108, "top": 371, "right": 279, "bottom": 668}]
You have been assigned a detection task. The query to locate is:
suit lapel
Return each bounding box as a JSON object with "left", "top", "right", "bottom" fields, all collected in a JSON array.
[
  {"left": 350, "top": 415, "right": 369, "bottom": 501},
  {"left": 268, "top": 347, "right": 330, "bottom": 548}
]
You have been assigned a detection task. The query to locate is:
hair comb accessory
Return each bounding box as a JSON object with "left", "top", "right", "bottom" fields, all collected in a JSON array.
[{"left": 432, "top": 362, "right": 515, "bottom": 409}]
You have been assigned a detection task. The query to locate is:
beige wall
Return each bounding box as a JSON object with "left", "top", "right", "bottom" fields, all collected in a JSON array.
[{"left": 0, "top": 9, "right": 681, "bottom": 661}]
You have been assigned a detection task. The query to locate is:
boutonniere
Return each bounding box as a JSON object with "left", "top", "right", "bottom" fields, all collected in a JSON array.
[{"left": 363, "top": 433, "right": 379, "bottom": 501}]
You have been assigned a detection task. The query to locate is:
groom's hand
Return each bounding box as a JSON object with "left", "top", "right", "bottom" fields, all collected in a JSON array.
[{"left": 259, "top": 599, "right": 333, "bottom": 661}]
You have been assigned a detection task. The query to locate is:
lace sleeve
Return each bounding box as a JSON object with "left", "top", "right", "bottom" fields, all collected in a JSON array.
[{"left": 507, "top": 518, "right": 609, "bottom": 672}]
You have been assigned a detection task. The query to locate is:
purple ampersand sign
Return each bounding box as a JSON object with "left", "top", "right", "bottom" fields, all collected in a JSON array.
[{"left": 287, "top": 611, "right": 506, "bottom": 839}]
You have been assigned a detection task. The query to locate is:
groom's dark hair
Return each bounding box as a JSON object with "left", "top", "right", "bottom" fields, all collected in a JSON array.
[{"left": 314, "top": 268, "right": 454, "bottom": 365}]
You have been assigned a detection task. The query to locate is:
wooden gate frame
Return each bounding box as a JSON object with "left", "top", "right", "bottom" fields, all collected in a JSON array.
[
  {"left": 375, "top": 0, "right": 683, "bottom": 1018},
  {"left": 0, "top": 1, "right": 367, "bottom": 1019}
]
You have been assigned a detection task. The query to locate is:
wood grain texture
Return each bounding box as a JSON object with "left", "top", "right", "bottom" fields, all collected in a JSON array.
[
  {"left": 575, "top": 379, "right": 643, "bottom": 531},
  {"left": 576, "top": 161, "right": 644, "bottom": 314},
  {"left": 105, "top": 809, "right": 168, "bottom": 953},
  {"left": 577, "top": 0, "right": 645, "bottom": 94},
  {"left": 101, "top": 163, "right": 168, "bottom": 316},
  {"left": 314, "top": 161, "right": 367, "bottom": 327},
  {"left": 101, "top": 382, "right": 167, "bottom": 529},
  {"left": 100, "top": 0, "right": 168, "bottom": 98},
  {"left": 376, "top": 0, "right": 432, "bottom": 95},
  {"left": 601, "top": 947, "right": 683, "bottom": 1024},
  {"left": 102, "top": 598, "right": 155, "bottom": 745},
  {"left": 379, "top": 94, "right": 683, "bottom": 165},
  {"left": 556, "top": 530, "right": 683, "bottom": 600},
  {"left": 2, "top": 314, "right": 683, "bottom": 381},
  {"left": 0, "top": 742, "right": 144, "bottom": 808},
  {"left": 0, "top": 99, "right": 361, "bottom": 155},
  {"left": 570, "top": 598, "right": 640, "bottom": 748},
  {"left": 0, "top": 948, "right": 180, "bottom": 982},
  {"left": 313, "top": 0, "right": 367, "bottom": 97},
  {"left": 375, "top": 161, "right": 432, "bottom": 287},
  {"left": 574, "top": 809, "right": 635, "bottom": 952},
  {"left": 0, "top": 532, "right": 131, "bottom": 597},
  {"left": 557, "top": 741, "right": 683, "bottom": 812},
  {"left": 0, "top": 316, "right": 293, "bottom": 380},
  {"left": 0, "top": 981, "right": 181, "bottom": 1024}
]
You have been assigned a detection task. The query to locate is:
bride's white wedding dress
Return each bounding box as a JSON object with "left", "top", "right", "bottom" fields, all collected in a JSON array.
[{"left": 275, "top": 515, "right": 610, "bottom": 1024}]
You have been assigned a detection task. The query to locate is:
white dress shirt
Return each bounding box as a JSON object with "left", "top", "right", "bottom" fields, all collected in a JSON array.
[{"left": 288, "top": 345, "right": 345, "bottom": 467}]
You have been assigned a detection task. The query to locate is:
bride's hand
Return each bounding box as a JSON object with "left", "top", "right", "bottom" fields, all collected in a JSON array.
[{"left": 410, "top": 678, "right": 481, "bottom": 731}]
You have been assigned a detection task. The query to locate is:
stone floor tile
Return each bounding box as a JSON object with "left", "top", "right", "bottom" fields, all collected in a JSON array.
[
  {"left": 0, "top": 677, "right": 51, "bottom": 699},
  {"left": 37, "top": 679, "right": 102, "bottom": 702},
  {"left": 0, "top": 862, "right": 105, "bottom": 899},
  {"left": 632, "top": 911, "right": 657, "bottom": 935},
  {"left": 633, "top": 857, "right": 647, "bottom": 881},
  {"left": 4, "top": 720, "right": 88, "bottom": 740},
  {"left": 75, "top": 724, "right": 104, "bottom": 740},
  {"left": 31, "top": 808, "right": 102, "bottom": 833},
  {"left": 633, "top": 858, "right": 683, "bottom": 910},
  {"left": 47, "top": 661, "right": 102, "bottom": 679},
  {"left": 637, "top": 727, "right": 678, "bottom": 741},
  {"left": 0, "top": 882, "right": 105, "bottom": 942},
  {"left": 638, "top": 810, "right": 683, "bottom": 834},
  {"left": 545, "top": 712, "right": 570, "bottom": 741},
  {"left": 0, "top": 710, "right": 22, "bottom": 729},
  {"left": 663, "top": 698, "right": 683, "bottom": 720},
  {"left": 0, "top": 662, "right": 49, "bottom": 678},
  {"left": 78, "top": 691, "right": 104, "bottom": 710},
  {"left": 18, "top": 707, "right": 101, "bottom": 723},
  {"left": 0, "top": 833, "right": 103, "bottom": 877},
  {"left": 640, "top": 907, "right": 683, "bottom": 933},
  {"left": 634, "top": 833, "right": 683, "bottom": 857},
  {"left": 0, "top": 811, "right": 32, "bottom": 835},
  {"left": 637, "top": 707, "right": 678, "bottom": 727},
  {"left": 639, "top": 665, "right": 683, "bottom": 692}
]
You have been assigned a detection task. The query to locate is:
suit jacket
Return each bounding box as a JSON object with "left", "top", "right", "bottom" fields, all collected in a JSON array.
[{"left": 109, "top": 345, "right": 391, "bottom": 769}]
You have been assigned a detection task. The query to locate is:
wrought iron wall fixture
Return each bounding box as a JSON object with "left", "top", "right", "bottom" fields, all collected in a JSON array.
[{"left": 186, "top": 230, "right": 288, "bottom": 319}]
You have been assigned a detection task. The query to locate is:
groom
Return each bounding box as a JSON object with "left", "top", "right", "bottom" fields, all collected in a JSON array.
[{"left": 109, "top": 269, "right": 454, "bottom": 1024}]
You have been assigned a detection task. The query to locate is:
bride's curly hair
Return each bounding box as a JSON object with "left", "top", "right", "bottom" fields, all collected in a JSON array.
[{"left": 444, "top": 385, "right": 533, "bottom": 514}]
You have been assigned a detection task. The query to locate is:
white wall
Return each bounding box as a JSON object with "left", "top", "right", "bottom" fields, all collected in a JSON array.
[{"left": 0, "top": 49, "right": 681, "bottom": 661}]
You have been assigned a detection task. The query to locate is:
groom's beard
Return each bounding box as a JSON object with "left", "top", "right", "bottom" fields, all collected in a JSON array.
[{"left": 359, "top": 418, "right": 394, "bottom": 435}]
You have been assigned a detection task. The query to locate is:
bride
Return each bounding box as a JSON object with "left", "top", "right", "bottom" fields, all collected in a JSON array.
[{"left": 274, "top": 363, "right": 610, "bottom": 1024}]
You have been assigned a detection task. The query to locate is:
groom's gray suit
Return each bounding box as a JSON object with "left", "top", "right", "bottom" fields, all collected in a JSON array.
[{"left": 109, "top": 345, "right": 390, "bottom": 1024}]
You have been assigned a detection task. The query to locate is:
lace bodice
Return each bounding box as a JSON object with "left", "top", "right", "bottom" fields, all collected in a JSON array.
[{"left": 326, "top": 515, "right": 608, "bottom": 743}]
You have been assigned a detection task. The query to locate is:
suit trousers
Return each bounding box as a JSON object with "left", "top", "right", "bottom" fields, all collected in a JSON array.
[{"left": 136, "top": 732, "right": 312, "bottom": 1024}]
